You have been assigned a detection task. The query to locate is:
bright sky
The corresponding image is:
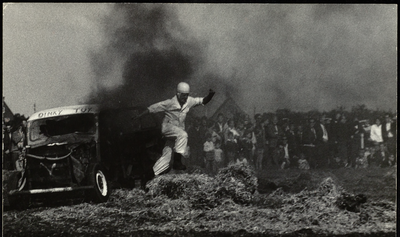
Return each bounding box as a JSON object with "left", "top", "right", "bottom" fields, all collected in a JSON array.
[
  {"left": 3, "top": 3, "right": 397, "bottom": 118},
  {"left": 3, "top": 3, "right": 110, "bottom": 116}
]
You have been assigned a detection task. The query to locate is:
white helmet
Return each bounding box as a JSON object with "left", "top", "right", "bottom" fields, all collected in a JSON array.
[{"left": 177, "top": 82, "right": 190, "bottom": 94}]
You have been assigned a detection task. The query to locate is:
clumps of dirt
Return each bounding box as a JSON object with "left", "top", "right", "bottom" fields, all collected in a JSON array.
[
  {"left": 331, "top": 167, "right": 396, "bottom": 202},
  {"left": 382, "top": 169, "right": 396, "bottom": 186},
  {"left": 146, "top": 161, "right": 259, "bottom": 208},
  {"left": 105, "top": 188, "right": 148, "bottom": 211},
  {"left": 317, "top": 176, "right": 342, "bottom": 196},
  {"left": 105, "top": 188, "right": 192, "bottom": 223},
  {"left": 3, "top": 163, "right": 396, "bottom": 236},
  {"left": 251, "top": 176, "right": 396, "bottom": 235},
  {"left": 215, "top": 162, "right": 258, "bottom": 204},
  {"left": 275, "top": 177, "right": 343, "bottom": 228},
  {"left": 186, "top": 165, "right": 207, "bottom": 175},
  {"left": 146, "top": 173, "right": 214, "bottom": 199},
  {"left": 146, "top": 173, "right": 221, "bottom": 209},
  {"left": 336, "top": 193, "right": 368, "bottom": 212},
  {"left": 145, "top": 163, "right": 368, "bottom": 215},
  {"left": 257, "top": 169, "right": 341, "bottom": 195},
  {"left": 252, "top": 188, "right": 285, "bottom": 209}
]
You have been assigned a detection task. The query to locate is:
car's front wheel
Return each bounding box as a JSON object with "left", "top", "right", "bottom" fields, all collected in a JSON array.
[{"left": 86, "top": 164, "right": 110, "bottom": 203}]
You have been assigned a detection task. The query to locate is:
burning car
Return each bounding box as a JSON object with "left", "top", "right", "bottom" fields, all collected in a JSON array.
[{"left": 7, "top": 104, "right": 164, "bottom": 205}]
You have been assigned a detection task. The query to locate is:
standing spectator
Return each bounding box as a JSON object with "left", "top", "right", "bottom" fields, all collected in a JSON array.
[
  {"left": 315, "top": 114, "right": 329, "bottom": 168},
  {"left": 3, "top": 122, "right": 13, "bottom": 170},
  {"left": 200, "top": 116, "right": 209, "bottom": 132},
  {"left": 11, "top": 123, "right": 25, "bottom": 170},
  {"left": 239, "top": 129, "right": 254, "bottom": 165},
  {"left": 225, "top": 131, "right": 239, "bottom": 164},
  {"left": 15, "top": 150, "right": 26, "bottom": 172},
  {"left": 214, "top": 140, "right": 224, "bottom": 170},
  {"left": 361, "top": 119, "right": 373, "bottom": 147},
  {"left": 203, "top": 133, "right": 216, "bottom": 176},
  {"left": 266, "top": 115, "right": 283, "bottom": 167},
  {"left": 281, "top": 119, "right": 290, "bottom": 135},
  {"left": 329, "top": 113, "right": 342, "bottom": 161},
  {"left": 364, "top": 147, "right": 372, "bottom": 162},
  {"left": 375, "top": 143, "right": 393, "bottom": 167},
  {"left": 273, "top": 137, "right": 292, "bottom": 169},
  {"left": 298, "top": 153, "right": 310, "bottom": 170},
  {"left": 236, "top": 120, "right": 245, "bottom": 138},
  {"left": 382, "top": 114, "right": 395, "bottom": 163},
  {"left": 324, "top": 117, "right": 334, "bottom": 167},
  {"left": 296, "top": 124, "right": 304, "bottom": 156},
  {"left": 349, "top": 118, "right": 365, "bottom": 168},
  {"left": 302, "top": 118, "right": 317, "bottom": 169},
  {"left": 21, "top": 119, "right": 28, "bottom": 146},
  {"left": 336, "top": 115, "right": 351, "bottom": 167},
  {"left": 370, "top": 117, "right": 383, "bottom": 150},
  {"left": 286, "top": 123, "right": 299, "bottom": 157},
  {"left": 188, "top": 118, "right": 206, "bottom": 168},
  {"left": 363, "top": 147, "right": 373, "bottom": 167},
  {"left": 199, "top": 116, "right": 210, "bottom": 144},
  {"left": 214, "top": 113, "right": 227, "bottom": 144},
  {"left": 224, "top": 119, "right": 240, "bottom": 143},
  {"left": 243, "top": 114, "right": 254, "bottom": 130},
  {"left": 253, "top": 114, "right": 266, "bottom": 170},
  {"left": 207, "top": 120, "right": 222, "bottom": 144},
  {"left": 355, "top": 149, "right": 368, "bottom": 169},
  {"left": 367, "top": 146, "right": 379, "bottom": 167},
  {"left": 262, "top": 117, "right": 270, "bottom": 168}
]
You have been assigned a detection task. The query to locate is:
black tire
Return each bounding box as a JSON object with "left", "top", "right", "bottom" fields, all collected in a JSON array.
[
  {"left": 8, "top": 194, "right": 30, "bottom": 210},
  {"left": 7, "top": 171, "right": 29, "bottom": 210},
  {"left": 86, "top": 164, "right": 110, "bottom": 203}
]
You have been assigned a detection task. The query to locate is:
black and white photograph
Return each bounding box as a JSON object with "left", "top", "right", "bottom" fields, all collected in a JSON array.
[{"left": 2, "top": 3, "right": 397, "bottom": 236}]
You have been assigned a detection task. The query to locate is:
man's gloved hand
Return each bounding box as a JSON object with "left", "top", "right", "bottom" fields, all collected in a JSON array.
[{"left": 203, "top": 89, "right": 215, "bottom": 105}]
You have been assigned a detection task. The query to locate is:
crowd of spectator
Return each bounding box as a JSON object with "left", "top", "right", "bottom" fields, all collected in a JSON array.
[
  {"left": 2, "top": 109, "right": 396, "bottom": 177},
  {"left": 185, "top": 110, "right": 397, "bottom": 175}
]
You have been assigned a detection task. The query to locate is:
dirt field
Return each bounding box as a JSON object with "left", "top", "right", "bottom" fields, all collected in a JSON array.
[
  {"left": 2, "top": 164, "right": 396, "bottom": 236},
  {"left": 257, "top": 166, "right": 396, "bottom": 202}
]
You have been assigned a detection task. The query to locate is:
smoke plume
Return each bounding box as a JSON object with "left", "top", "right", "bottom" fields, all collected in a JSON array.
[
  {"left": 86, "top": 4, "right": 396, "bottom": 116},
  {"left": 86, "top": 4, "right": 211, "bottom": 109}
]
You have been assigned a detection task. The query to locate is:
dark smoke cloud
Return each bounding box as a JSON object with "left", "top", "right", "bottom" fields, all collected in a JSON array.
[
  {"left": 87, "top": 4, "right": 396, "bottom": 117},
  {"left": 86, "top": 4, "right": 208, "bottom": 109}
]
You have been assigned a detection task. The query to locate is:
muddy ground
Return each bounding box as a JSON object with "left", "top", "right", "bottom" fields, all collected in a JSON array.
[{"left": 2, "top": 165, "right": 396, "bottom": 236}]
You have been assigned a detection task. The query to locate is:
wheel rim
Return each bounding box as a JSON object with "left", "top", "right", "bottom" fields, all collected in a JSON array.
[{"left": 95, "top": 170, "right": 108, "bottom": 196}]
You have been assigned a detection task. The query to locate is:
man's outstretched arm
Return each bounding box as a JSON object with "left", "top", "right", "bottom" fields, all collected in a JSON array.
[
  {"left": 132, "top": 98, "right": 171, "bottom": 120},
  {"left": 132, "top": 109, "right": 149, "bottom": 120},
  {"left": 202, "top": 89, "right": 215, "bottom": 105}
]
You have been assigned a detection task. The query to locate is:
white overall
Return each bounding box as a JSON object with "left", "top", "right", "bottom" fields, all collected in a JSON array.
[{"left": 148, "top": 95, "right": 203, "bottom": 175}]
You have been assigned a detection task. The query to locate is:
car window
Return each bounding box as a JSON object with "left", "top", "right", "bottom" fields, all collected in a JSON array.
[{"left": 29, "top": 114, "right": 96, "bottom": 141}]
